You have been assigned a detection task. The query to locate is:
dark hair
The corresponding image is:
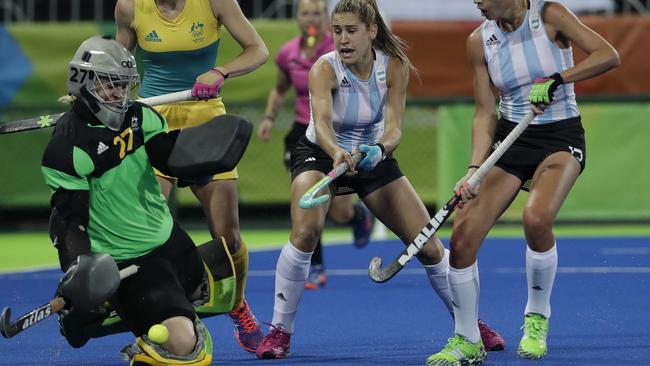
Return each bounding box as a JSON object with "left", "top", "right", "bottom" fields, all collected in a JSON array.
[{"left": 332, "top": 0, "right": 413, "bottom": 73}]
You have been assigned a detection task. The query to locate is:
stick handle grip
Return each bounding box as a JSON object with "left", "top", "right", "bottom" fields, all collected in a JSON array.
[
  {"left": 119, "top": 264, "right": 139, "bottom": 280},
  {"left": 138, "top": 90, "right": 193, "bottom": 106}
]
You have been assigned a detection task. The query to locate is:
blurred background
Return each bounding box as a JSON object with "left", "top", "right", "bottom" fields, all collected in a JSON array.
[{"left": 1, "top": 0, "right": 649, "bottom": 232}]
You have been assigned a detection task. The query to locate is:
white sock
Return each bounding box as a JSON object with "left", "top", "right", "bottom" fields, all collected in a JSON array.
[
  {"left": 449, "top": 262, "right": 480, "bottom": 343},
  {"left": 423, "top": 248, "right": 454, "bottom": 316},
  {"left": 271, "top": 242, "right": 312, "bottom": 333},
  {"left": 524, "top": 243, "right": 557, "bottom": 319}
]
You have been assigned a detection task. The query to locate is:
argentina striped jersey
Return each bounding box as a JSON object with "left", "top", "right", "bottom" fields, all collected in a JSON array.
[
  {"left": 306, "top": 49, "right": 389, "bottom": 151},
  {"left": 481, "top": 0, "right": 579, "bottom": 124}
]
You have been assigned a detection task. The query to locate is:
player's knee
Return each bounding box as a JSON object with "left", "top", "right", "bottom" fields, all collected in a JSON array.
[
  {"left": 415, "top": 235, "right": 445, "bottom": 265},
  {"left": 131, "top": 318, "right": 212, "bottom": 366},
  {"left": 221, "top": 231, "right": 241, "bottom": 253},
  {"left": 449, "top": 220, "right": 474, "bottom": 254},
  {"left": 162, "top": 316, "right": 197, "bottom": 355},
  {"left": 522, "top": 207, "right": 553, "bottom": 240},
  {"left": 290, "top": 227, "right": 321, "bottom": 250}
]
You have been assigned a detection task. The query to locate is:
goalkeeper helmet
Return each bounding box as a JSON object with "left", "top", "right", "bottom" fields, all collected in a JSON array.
[{"left": 67, "top": 35, "right": 139, "bottom": 131}]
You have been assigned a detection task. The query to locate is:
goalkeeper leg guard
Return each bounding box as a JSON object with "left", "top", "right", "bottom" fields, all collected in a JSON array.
[
  {"left": 122, "top": 318, "right": 212, "bottom": 366},
  {"left": 194, "top": 237, "right": 237, "bottom": 315}
]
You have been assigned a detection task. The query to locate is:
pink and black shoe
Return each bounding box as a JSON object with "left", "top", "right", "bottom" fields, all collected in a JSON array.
[
  {"left": 255, "top": 324, "right": 292, "bottom": 359},
  {"left": 479, "top": 319, "right": 506, "bottom": 351}
]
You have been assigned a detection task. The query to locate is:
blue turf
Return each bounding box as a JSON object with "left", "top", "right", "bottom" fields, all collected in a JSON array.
[{"left": 0, "top": 237, "right": 649, "bottom": 365}]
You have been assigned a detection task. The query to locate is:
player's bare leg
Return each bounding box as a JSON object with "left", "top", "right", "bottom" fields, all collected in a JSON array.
[
  {"left": 192, "top": 178, "right": 263, "bottom": 353},
  {"left": 518, "top": 151, "right": 580, "bottom": 359},
  {"left": 257, "top": 171, "right": 330, "bottom": 359}
]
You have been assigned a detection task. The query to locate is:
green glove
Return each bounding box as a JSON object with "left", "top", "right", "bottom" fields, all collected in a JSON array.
[{"left": 528, "top": 73, "right": 564, "bottom": 105}]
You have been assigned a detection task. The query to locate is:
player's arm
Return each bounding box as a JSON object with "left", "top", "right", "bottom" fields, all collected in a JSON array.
[
  {"left": 192, "top": 0, "right": 269, "bottom": 99},
  {"left": 258, "top": 65, "right": 292, "bottom": 141},
  {"left": 455, "top": 28, "right": 499, "bottom": 203},
  {"left": 41, "top": 138, "right": 92, "bottom": 272},
  {"left": 114, "top": 0, "right": 137, "bottom": 52},
  {"left": 140, "top": 105, "right": 180, "bottom": 175},
  {"left": 529, "top": 3, "right": 620, "bottom": 109},
  {"left": 210, "top": 0, "right": 269, "bottom": 77},
  {"left": 309, "top": 59, "right": 355, "bottom": 170},
  {"left": 145, "top": 130, "right": 179, "bottom": 176},
  {"left": 467, "top": 28, "right": 498, "bottom": 169},
  {"left": 379, "top": 57, "right": 408, "bottom": 154},
  {"left": 542, "top": 2, "right": 620, "bottom": 83}
]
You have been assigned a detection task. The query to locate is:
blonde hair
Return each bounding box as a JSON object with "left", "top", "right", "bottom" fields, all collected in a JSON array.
[
  {"left": 332, "top": 0, "right": 413, "bottom": 73},
  {"left": 58, "top": 94, "right": 77, "bottom": 105}
]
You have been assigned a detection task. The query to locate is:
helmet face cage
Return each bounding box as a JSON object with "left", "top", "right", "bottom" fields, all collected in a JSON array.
[
  {"left": 67, "top": 36, "right": 139, "bottom": 131},
  {"left": 87, "top": 70, "right": 139, "bottom": 114}
]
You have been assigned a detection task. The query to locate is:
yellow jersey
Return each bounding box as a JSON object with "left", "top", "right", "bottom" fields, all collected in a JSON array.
[{"left": 134, "top": 0, "right": 221, "bottom": 98}]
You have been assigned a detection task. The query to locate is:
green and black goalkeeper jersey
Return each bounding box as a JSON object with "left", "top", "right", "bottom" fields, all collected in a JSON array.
[{"left": 41, "top": 102, "right": 173, "bottom": 261}]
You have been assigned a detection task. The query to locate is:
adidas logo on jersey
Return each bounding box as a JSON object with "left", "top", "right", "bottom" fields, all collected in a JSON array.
[
  {"left": 97, "top": 141, "right": 109, "bottom": 155},
  {"left": 304, "top": 157, "right": 316, "bottom": 162},
  {"left": 339, "top": 77, "right": 351, "bottom": 88},
  {"left": 130, "top": 116, "right": 140, "bottom": 132},
  {"left": 144, "top": 30, "right": 162, "bottom": 42},
  {"left": 485, "top": 34, "right": 501, "bottom": 46}
]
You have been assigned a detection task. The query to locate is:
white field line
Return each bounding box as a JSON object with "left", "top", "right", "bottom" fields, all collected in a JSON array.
[
  {"left": 600, "top": 247, "right": 650, "bottom": 255},
  {"left": 5, "top": 266, "right": 647, "bottom": 278},
  {"left": 248, "top": 266, "right": 650, "bottom": 277}
]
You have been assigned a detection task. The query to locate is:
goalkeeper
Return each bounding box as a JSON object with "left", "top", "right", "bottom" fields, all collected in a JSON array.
[{"left": 41, "top": 36, "right": 251, "bottom": 365}]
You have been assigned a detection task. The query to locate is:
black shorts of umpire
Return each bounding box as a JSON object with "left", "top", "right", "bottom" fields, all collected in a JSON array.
[
  {"left": 283, "top": 123, "right": 308, "bottom": 169},
  {"left": 109, "top": 222, "right": 205, "bottom": 337},
  {"left": 494, "top": 116, "right": 586, "bottom": 191},
  {"left": 290, "top": 136, "right": 404, "bottom": 198}
]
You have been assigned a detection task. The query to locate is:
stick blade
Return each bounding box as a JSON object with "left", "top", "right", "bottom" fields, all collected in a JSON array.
[
  {"left": 298, "top": 193, "right": 331, "bottom": 209},
  {"left": 368, "top": 256, "right": 392, "bottom": 283},
  {"left": 0, "top": 307, "right": 12, "bottom": 338}
]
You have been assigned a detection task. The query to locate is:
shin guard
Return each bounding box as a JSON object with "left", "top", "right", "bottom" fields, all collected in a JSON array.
[{"left": 194, "top": 237, "right": 237, "bottom": 315}]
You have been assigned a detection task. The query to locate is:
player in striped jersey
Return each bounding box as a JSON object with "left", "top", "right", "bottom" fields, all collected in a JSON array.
[
  {"left": 257, "top": 0, "right": 375, "bottom": 291},
  {"left": 255, "top": 0, "right": 503, "bottom": 360},
  {"left": 426, "top": 1, "right": 619, "bottom": 365}
]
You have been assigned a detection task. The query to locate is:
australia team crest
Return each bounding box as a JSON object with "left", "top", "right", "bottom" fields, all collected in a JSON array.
[{"left": 190, "top": 21, "right": 205, "bottom": 43}]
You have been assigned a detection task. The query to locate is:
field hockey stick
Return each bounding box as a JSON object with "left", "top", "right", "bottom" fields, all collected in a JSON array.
[
  {"left": 0, "top": 90, "right": 194, "bottom": 135},
  {"left": 0, "top": 264, "right": 138, "bottom": 339},
  {"left": 298, "top": 152, "right": 364, "bottom": 209},
  {"left": 368, "top": 110, "right": 537, "bottom": 283}
]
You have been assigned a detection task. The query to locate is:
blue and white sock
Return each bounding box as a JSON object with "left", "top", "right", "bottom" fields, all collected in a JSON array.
[
  {"left": 271, "top": 242, "right": 312, "bottom": 333},
  {"left": 423, "top": 248, "right": 454, "bottom": 316},
  {"left": 524, "top": 243, "right": 558, "bottom": 319},
  {"left": 449, "top": 262, "right": 480, "bottom": 343}
]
